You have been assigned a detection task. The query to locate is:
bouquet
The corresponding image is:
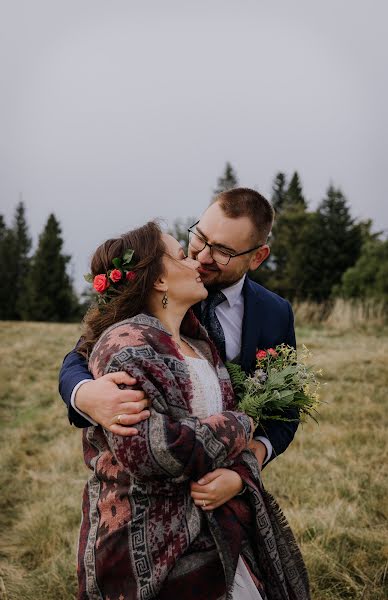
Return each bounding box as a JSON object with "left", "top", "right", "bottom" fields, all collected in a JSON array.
[{"left": 226, "top": 344, "right": 321, "bottom": 426}]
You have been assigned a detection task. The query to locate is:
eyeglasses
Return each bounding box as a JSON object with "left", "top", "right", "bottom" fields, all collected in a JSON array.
[{"left": 187, "top": 221, "right": 263, "bottom": 266}]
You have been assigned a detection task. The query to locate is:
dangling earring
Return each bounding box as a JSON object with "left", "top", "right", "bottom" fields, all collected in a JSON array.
[{"left": 162, "top": 291, "right": 168, "bottom": 309}]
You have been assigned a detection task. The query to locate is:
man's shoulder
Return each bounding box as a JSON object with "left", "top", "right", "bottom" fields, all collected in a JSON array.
[{"left": 245, "top": 278, "right": 292, "bottom": 311}]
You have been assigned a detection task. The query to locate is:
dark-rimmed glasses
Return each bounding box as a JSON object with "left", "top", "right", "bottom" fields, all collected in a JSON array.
[{"left": 187, "top": 221, "right": 263, "bottom": 266}]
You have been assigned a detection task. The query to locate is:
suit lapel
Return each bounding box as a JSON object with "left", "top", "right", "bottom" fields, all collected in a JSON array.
[{"left": 240, "top": 278, "right": 263, "bottom": 373}]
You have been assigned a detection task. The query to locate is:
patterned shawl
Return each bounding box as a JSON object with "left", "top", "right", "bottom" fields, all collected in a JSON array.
[{"left": 77, "top": 311, "right": 310, "bottom": 600}]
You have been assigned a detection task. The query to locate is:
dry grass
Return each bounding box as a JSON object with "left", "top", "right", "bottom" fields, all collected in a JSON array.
[
  {"left": 294, "top": 298, "right": 387, "bottom": 329},
  {"left": 0, "top": 320, "right": 387, "bottom": 600}
]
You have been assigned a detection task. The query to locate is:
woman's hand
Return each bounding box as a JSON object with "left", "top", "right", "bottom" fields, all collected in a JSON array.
[
  {"left": 247, "top": 439, "right": 266, "bottom": 470},
  {"left": 190, "top": 468, "right": 244, "bottom": 511}
]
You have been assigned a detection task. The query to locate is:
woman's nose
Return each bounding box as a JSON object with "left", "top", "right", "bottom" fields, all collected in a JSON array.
[{"left": 186, "top": 256, "right": 200, "bottom": 269}]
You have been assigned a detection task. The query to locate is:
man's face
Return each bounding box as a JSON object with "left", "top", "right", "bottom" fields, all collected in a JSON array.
[{"left": 188, "top": 202, "right": 269, "bottom": 290}]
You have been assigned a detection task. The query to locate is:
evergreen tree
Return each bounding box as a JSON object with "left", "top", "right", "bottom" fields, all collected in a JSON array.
[
  {"left": 0, "top": 228, "right": 19, "bottom": 319},
  {"left": 0, "top": 203, "right": 32, "bottom": 320},
  {"left": 301, "top": 186, "right": 363, "bottom": 301},
  {"left": 213, "top": 162, "right": 239, "bottom": 195},
  {"left": 259, "top": 172, "right": 310, "bottom": 299},
  {"left": 23, "top": 214, "right": 78, "bottom": 322},
  {"left": 13, "top": 202, "right": 32, "bottom": 319},
  {"left": 285, "top": 172, "right": 307, "bottom": 210},
  {"left": 0, "top": 215, "right": 18, "bottom": 320},
  {"left": 263, "top": 204, "right": 312, "bottom": 300},
  {"left": 271, "top": 172, "right": 287, "bottom": 214},
  {"left": 0, "top": 215, "right": 5, "bottom": 241}
]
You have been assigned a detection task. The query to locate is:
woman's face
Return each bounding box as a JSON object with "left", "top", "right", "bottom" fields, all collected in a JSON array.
[{"left": 161, "top": 234, "right": 208, "bottom": 307}]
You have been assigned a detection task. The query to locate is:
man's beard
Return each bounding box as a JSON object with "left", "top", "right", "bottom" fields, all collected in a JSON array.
[{"left": 202, "top": 267, "right": 247, "bottom": 292}]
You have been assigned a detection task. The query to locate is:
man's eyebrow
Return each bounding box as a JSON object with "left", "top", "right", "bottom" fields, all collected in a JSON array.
[{"left": 196, "top": 225, "right": 237, "bottom": 254}]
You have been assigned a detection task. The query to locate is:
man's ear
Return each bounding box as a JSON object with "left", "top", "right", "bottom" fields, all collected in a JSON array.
[
  {"left": 249, "top": 245, "right": 270, "bottom": 271},
  {"left": 153, "top": 276, "right": 168, "bottom": 293}
]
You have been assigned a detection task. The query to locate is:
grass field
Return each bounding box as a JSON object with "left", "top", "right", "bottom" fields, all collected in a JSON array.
[{"left": 0, "top": 321, "right": 387, "bottom": 599}]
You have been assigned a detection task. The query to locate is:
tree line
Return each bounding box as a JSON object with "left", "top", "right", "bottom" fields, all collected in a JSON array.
[
  {"left": 0, "top": 206, "right": 80, "bottom": 321},
  {"left": 1, "top": 166, "right": 387, "bottom": 322}
]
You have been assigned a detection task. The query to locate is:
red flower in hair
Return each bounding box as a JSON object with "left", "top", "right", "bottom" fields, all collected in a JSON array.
[
  {"left": 93, "top": 274, "right": 109, "bottom": 293},
  {"left": 110, "top": 269, "right": 122, "bottom": 282},
  {"left": 126, "top": 271, "right": 137, "bottom": 281}
]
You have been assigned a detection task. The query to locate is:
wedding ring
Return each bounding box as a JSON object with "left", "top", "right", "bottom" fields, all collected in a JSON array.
[
  {"left": 202, "top": 499, "right": 207, "bottom": 508},
  {"left": 116, "top": 414, "right": 123, "bottom": 425}
]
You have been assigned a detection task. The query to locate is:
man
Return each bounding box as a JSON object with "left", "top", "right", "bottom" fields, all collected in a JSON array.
[{"left": 59, "top": 188, "right": 298, "bottom": 469}]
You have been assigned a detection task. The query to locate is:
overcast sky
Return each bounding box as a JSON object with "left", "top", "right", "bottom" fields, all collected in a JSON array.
[{"left": 1, "top": 0, "right": 387, "bottom": 291}]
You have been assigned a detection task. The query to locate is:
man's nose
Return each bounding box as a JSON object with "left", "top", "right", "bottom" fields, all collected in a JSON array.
[{"left": 196, "top": 244, "right": 214, "bottom": 264}]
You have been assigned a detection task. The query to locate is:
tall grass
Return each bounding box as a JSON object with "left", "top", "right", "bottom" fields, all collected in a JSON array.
[
  {"left": 294, "top": 298, "right": 387, "bottom": 329},
  {"left": 0, "top": 319, "right": 387, "bottom": 599}
]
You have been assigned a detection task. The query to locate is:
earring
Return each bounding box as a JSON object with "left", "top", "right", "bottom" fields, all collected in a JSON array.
[{"left": 162, "top": 291, "right": 168, "bottom": 309}]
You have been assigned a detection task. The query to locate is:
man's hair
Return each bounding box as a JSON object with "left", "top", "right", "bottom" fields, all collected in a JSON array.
[{"left": 213, "top": 187, "right": 274, "bottom": 243}]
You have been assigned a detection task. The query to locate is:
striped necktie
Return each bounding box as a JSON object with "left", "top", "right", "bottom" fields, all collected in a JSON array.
[{"left": 202, "top": 291, "right": 227, "bottom": 361}]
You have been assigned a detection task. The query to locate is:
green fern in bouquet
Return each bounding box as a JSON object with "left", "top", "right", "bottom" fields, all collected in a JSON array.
[{"left": 226, "top": 344, "right": 321, "bottom": 426}]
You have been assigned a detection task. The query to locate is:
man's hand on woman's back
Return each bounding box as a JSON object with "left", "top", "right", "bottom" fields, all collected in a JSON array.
[{"left": 75, "top": 371, "right": 151, "bottom": 436}]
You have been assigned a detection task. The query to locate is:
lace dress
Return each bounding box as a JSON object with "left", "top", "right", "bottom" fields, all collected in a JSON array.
[{"left": 183, "top": 339, "right": 263, "bottom": 600}]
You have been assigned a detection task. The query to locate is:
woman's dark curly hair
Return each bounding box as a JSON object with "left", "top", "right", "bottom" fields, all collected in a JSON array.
[{"left": 78, "top": 221, "right": 166, "bottom": 357}]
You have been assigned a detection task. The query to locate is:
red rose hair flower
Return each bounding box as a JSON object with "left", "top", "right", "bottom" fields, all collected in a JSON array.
[
  {"left": 93, "top": 274, "right": 110, "bottom": 293},
  {"left": 109, "top": 269, "right": 122, "bottom": 282}
]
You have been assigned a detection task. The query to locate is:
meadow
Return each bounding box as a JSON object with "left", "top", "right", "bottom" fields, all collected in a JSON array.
[{"left": 0, "top": 320, "right": 387, "bottom": 599}]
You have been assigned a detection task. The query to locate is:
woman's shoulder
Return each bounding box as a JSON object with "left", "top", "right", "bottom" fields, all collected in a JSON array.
[{"left": 89, "top": 313, "right": 168, "bottom": 374}]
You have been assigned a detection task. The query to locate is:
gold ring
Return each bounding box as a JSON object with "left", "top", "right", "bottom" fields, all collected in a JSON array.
[
  {"left": 202, "top": 499, "right": 207, "bottom": 508},
  {"left": 116, "top": 414, "right": 123, "bottom": 425}
]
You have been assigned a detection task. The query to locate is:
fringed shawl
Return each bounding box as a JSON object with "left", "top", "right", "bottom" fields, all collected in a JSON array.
[{"left": 77, "top": 311, "right": 310, "bottom": 600}]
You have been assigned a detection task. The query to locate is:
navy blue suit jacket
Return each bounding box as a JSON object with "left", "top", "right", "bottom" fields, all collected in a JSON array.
[{"left": 58, "top": 277, "right": 298, "bottom": 461}]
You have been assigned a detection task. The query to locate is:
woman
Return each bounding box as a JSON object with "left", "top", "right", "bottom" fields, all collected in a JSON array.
[{"left": 77, "top": 222, "right": 310, "bottom": 600}]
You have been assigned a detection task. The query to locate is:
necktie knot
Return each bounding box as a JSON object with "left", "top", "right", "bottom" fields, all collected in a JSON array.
[{"left": 206, "top": 290, "right": 227, "bottom": 311}]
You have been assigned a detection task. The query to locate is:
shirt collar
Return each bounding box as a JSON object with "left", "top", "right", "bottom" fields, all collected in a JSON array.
[{"left": 221, "top": 274, "right": 246, "bottom": 308}]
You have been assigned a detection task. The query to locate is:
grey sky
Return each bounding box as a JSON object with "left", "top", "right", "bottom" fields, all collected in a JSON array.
[{"left": 1, "top": 0, "right": 387, "bottom": 292}]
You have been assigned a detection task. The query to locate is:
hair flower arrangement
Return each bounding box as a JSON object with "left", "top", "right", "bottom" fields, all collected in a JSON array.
[{"left": 84, "top": 249, "right": 137, "bottom": 305}]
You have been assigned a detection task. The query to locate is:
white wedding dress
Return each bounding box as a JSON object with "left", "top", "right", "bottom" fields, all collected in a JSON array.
[{"left": 183, "top": 340, "right": 263, "bottom": 600}]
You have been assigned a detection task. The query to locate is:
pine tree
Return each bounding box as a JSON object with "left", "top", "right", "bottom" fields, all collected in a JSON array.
[
  {"left": 264, "top": 204, "right": 312, "bottom": 300},
  {"left": 286, "top": 172, "right": 307, "bottom": 210},
  {"left": 0, "top": 214, "right": 18, "bottom": 320},
  {"left": 23, "top": 214, "right": 78, "bottom": 322},
  {"left": 262, "top": 172, "right": 310, "bottom": 299},
  {"left": 301, "top": 186, "right": 363, "bottom": 301},
  {"left": 13, "top": 202, "right": 32, "bottom": 319},
  {"left": 271, "top": 172, "right": 287, "bottom": 214},
  {"left": 0, "top": 203, "right": 32, "bottom": 320},
  {"left": 0, "top": 215, "right": 5, "bottom": 241},
  {"left": 213, "top": 162, "right": 239, "bottom": 195}
]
